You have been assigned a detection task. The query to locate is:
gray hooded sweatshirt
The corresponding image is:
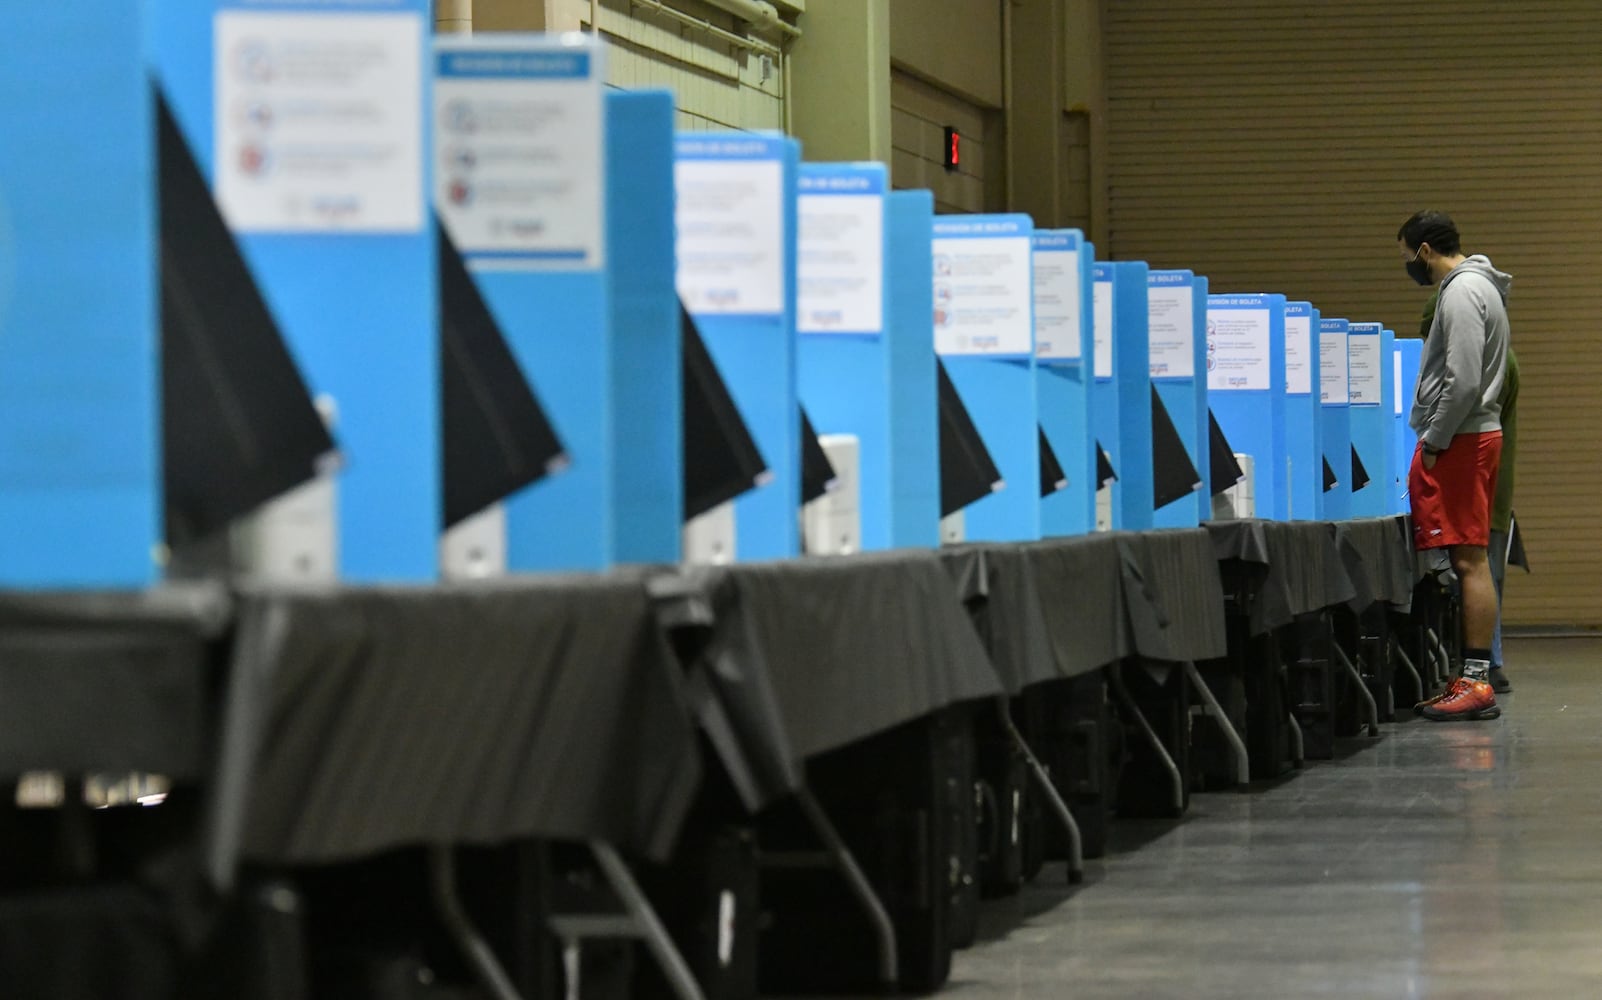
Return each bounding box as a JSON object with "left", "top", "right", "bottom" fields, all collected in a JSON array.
[{"left": 1410, "top": 254, "right": 1511, "bottom": 451}]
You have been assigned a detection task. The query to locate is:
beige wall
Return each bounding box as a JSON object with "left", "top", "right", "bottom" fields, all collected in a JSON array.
[
  {"left": 471, "top": 0, "right": 545, "bottom": 30},
  {"left": 1060, "top": 0, "right": 1103, "bottom": 243},
  {"left": 889, "top": 0, "right": 1004, "bottom": 109},
  {"left": 1101, "top": 0, "right": 1594, "bottom": 627},
  {"left": 531, "top": 0, "right": 787, "bottom": 132},
  {"left": 788, "top": 0, "right": 892, "bottom": 164},
  {"left": 882, "top": 0, "right": 1099, "bottom": 229},
  {"left": 890, "top": 72, "right": 989, "bottom": 214}
]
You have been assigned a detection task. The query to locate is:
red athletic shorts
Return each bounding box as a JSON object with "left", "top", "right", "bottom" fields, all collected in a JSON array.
[{"left": 1409, "top": 430, "right": 1502, "bottom": 550}]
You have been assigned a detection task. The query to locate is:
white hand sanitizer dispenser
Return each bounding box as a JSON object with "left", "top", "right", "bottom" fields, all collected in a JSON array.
[
  {"left": 1211, "top": 453, "right": 1255, "bottom": 520},
  {"left": 232, "top": 395, "right": 340, "bottom": 583},
  {"left": 683, "top": 503, "right": 737, "bottom": 566},
  {"left": 802, "top": 434, "right": 860, "bottom": 557},
  {"left": 440, "top": 503, "right": 508, "bottom": 580}
]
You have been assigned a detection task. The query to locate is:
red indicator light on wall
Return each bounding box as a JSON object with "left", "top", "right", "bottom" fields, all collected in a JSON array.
[{"left": 943, "top": 126, "right": 960, "bottom": 172}]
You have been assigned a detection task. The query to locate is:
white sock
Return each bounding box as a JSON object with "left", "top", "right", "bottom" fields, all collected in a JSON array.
[{"left": 1463, "top": 658, "right": 1491, "bottom": 683}]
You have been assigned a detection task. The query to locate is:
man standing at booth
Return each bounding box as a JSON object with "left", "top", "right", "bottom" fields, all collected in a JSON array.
[
  {"left": 1398, "top": 210, "right": 1510, "bottom": 721},
  {"left": 1419, "top": 289, "right": 1521, "bottom": 695}
]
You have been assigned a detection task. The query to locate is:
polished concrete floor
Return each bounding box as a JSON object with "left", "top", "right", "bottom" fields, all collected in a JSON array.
[{"left": 939, "top": 638, "right": 1602, "bottom": 999}]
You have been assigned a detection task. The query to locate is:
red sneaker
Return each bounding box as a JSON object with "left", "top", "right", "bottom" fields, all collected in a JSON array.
[
  {"left": 1414, "top": 677, "right": 1468, "bottom": 716},
  {"left": 1421, "top": 678, "right": 1501, "bottom": 721}
]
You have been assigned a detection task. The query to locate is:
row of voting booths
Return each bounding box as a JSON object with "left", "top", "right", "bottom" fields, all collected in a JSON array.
[
  {"left": 0, "top": 20, "right": 1426, "bottom": 590},
  {"left": 1, "top": 9, "right": 1444, "bottom": 1000}
]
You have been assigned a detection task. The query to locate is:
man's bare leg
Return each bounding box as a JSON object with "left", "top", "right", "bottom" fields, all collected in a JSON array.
[
  {"left": 1451, "top": 544, "right": 1496, "bottom": 651},
  {"left": 1419, "top": 543, "right": 1504, "bottom": 720}
]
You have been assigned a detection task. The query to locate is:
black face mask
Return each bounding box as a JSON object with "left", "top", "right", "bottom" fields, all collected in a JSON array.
[{"left": 1405, "top": 250, "right": 1433, "bottom": 286}]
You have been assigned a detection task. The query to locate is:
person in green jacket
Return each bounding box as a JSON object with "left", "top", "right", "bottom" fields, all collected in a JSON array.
[{"left": 1420, "top": 289, "right": 1518, "bottom": 693}]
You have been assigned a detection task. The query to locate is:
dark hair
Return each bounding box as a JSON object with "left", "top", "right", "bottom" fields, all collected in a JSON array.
[{"left": 1398, "top": 210, "right": 1461, "bottom": 255}]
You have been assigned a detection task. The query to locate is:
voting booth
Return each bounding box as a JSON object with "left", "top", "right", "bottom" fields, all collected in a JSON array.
[
  {"left": 1393, "top": 337, "right": 1423, "bottom": 514},
  {"left": 1, "top": 2, "right": 446, "bottom": 586},
  {"left": 1345, "top": 323, "right": 1391, "bottom": 517},
  {"left": 433, "top": 35, "right": 618, "bottom": 574},
  {"left": 1284, "top": 302, "right": 1324, "bottom": 521},
  {"left": 795, "top": 164, "right": 939, "bottom": 552},
  {"left": 1319, "top": 318, "right": 1354, "bottom": 521},
  {"left": 933, "top": 215, "right": 1040, "bottom": 542},
  {"left": 1034, "top": 231, "right": 1097, "bottom": 536},
  {"left": 675, "top": 134, "right": 802, "bottom": 560},
  {"left": 1149, "top": 270, "right": 1208, "bottom": 528},
  {"left": 1206, "top": 294, "right": 1288, "bottom": 520},
  {"left": 1091, "top": 262, "right": 1159, "bottom": 530},
  {"left": 0, "top": 6, "right": 163, "bottom": 586},
  {"left": 151, "top": 0, "right": 441, "bottom": 581},
  {"left": 605, "top": 89, "right": 684, "bottom": 564}
]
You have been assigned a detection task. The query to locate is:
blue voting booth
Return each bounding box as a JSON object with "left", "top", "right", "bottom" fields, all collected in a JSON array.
[
  {"left": 0, "top": 5, "right": 161, "bottom": 586},
  {"left": 882, "top": 191, "right": 942, "bottom": 547},
  {"left": 1319, "top": 317, "right": 1353, "bottom": 521},
  {"left": 1111, "top": 262, "right": 1155, "bottom": 531},
  {"left": 1091, "top": 264, "right": 1118, "bottom": 527},
  {"left": 796, "top": 165, "right": 939, "bottom": 551},
  {"left": 935, "top": 215, "right": 1040, "bottom": 542},
  {"left": 1207, "top": 294, "right": 1288, "bottom": 520},
  {"left": 604, "top": 89, "right": 682, "bottom": 563},
  {"left": 1091, "top": 261, "right": 1157, "bottom": 530},
  {"left": 1347, "top": 323, "right": 1390, "bottom": 517},
  {"left": 1394, "top": 337, "right": 1423, "bottom": 514},
  {"left": 1284, "top": 302, "right": 1324, "bottom": 521},
  {"left": 1034, "top": 230, "right": 1096, "bottom": 536},
  {"left": 1150, "top": 270, "right": 1208, "bottom": 528},
  {"left": 434, "top": 36, "right": 617, "bottom": 573},
  {"left": 676, "top": 133, "right": 802, "bottom": 560},
  {"left": 150, "top": 0, "right": 441, "bottom": 581},
  {"left": 1382, "top": 328, "right": 1397, "bottom": 515}
]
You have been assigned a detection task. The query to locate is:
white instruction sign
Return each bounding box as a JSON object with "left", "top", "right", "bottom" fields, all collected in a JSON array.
[
  {"left": 216, "top": 11, "right": 425, "bottom": 232},
  {"left": 1394, "top": 348, "right": 1405, "bottom": 415},
  {"left": 1093, "top": 272, "right": 1113, "bottom": 378},
  {"left": 1320, "top": 324, "right": 1350, "bottom": 405},
  {"left": 675, "top": 137, "right": 787, "bottom": 316},
  {"left": 1348, "top": 328, "right": 1383, "bottom": 405},
  {"left": 1033, "top": 233, "right": 1082, "bottom": 362},
  {"left": 1206, "top": 300, "right": 1272, "bottom": 391},
  {"left": 932, "top": 215, "right": 1034, "bottom": 357},
  {"left": 1285, "top": 313, "right": 1312, "bottom": 395},
  {"left": 797, "top": 166, "right": 885, "bottom": 334},
  {"left": 434, "top": 39, "right": 604, "bottom": 267},
  {"left": 1147, "top": 273, "right": 1195, "bottom": 379}
]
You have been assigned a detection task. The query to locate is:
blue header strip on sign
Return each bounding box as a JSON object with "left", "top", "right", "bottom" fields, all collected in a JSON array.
[
  {"left": 1032, "top": 231, "right": 1080, "bottom": 251},
  {"left": 932, "top": 214, "right": 1031, "bottom": 238},
  {"left": 437, "top": 51, "right": 591, "bottom": 78},
  {"left": 469, "top": 249, "right": 590, "bottom": 262},
  {"left": 675, "top": 135, "right": 789, "bottom": 160},
  {"left": 798, "top": 165, "right": 886, "bottom": 194}
]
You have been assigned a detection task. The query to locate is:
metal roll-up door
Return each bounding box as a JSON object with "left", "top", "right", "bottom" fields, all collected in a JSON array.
[{"left": 1105, "top": 0, "right": 1602, "bottom": 627}]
